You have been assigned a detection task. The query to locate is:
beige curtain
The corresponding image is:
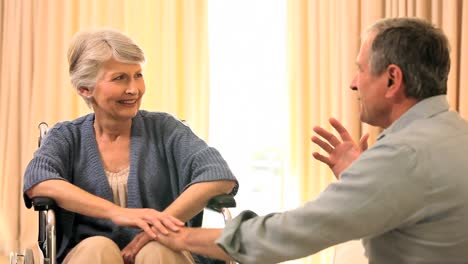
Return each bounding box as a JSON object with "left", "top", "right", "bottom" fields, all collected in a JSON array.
[
  {"left": 287, "top": 0, "right": 468, "bottom": 263},
  {"left": 0, "top": 0, "right": 209, "bottom": 257}
]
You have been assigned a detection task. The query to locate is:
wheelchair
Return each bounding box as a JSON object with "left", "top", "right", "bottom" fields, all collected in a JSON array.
[{"left": 10, "top": 122, "right": 237, "bottom": 264}]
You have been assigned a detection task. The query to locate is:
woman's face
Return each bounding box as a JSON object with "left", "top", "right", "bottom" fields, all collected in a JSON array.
[{"left": 90, "top": 58, "right": 145, "bottom": 122}]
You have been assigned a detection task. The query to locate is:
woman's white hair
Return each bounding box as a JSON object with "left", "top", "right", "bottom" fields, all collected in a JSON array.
[{"left": 67, "top": 28, "right": 146, "bottom": 106}]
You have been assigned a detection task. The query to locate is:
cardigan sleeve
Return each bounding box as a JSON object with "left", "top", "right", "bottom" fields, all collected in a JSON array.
[
  {"left": 161, "top": 115, "right": 238, "bottom": 195},
  {"left": 23, "top": 124, "right": 72, "bottom": 207}
]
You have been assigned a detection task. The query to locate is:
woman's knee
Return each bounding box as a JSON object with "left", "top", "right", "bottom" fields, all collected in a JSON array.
[
  {"left": 63, "top": 236, "right": 122, "bottom": 264},
  {"left": 135, "top": 241, "right": 194, "bottom": 264},
  {"left": 79, "top": 236, "right": 120, "bottom": 252}
]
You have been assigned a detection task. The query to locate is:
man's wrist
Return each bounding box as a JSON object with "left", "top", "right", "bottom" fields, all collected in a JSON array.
[{"left": 181, "top": 227, "right": 193, "bottom": 251}]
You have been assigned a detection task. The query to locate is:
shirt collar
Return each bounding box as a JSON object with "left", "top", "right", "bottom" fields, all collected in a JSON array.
[{"left": 377, "top": 95, "right": 450, "bottom": 140}]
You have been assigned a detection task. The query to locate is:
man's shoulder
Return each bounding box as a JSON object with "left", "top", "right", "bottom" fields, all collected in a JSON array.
[{"left": 375, "top": 111, "right": 468, "bottom": 162}]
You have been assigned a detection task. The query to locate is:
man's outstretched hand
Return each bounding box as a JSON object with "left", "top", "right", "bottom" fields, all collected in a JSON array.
[{"left": 311, "top": 118, "right": 369, "bottom": 179}]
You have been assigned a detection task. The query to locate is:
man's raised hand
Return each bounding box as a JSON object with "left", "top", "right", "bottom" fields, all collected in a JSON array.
[{"left": 311, "top": 118, "right": 369, "bottom": 179}]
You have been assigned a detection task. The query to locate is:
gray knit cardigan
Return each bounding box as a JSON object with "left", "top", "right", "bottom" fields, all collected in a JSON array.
[{"left": 23, "top": 110, "right": 238, "bottom": 262}]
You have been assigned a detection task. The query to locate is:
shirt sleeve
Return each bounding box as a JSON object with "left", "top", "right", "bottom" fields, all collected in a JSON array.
[{"left": 216, "top": 142, "right": 426, "bottom": 264}]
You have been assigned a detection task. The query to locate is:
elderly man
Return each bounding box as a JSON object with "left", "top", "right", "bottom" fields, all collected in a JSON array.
[{"left": 155, "top": 17, "right": 468, "bottom": 264}]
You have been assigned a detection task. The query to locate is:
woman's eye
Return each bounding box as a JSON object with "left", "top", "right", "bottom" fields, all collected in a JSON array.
[
  {"left": 135, "top": 73, "right": 143, "bottom": 78},
  {"left": 113, "top": 75, "right": 125, "bottom": 81}
]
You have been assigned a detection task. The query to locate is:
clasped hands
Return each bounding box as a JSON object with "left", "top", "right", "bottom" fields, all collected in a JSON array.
[
  {"left": 110, "top": 207, "right": 185, "bottom": 263},
  {"left": 110, "top": 207, "right": 184, "bottom": 238},
  {"left": 311, "top": 118, "right": 369, "bottom": 179}
]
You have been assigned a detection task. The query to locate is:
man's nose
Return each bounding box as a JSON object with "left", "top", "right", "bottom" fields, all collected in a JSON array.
[{"left": 350, "top": 76, "right": 358, "bottom": 91}]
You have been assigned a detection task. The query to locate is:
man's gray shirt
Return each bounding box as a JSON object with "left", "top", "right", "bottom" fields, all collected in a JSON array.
[{"left": 217, "top": 95, "right": 468, "bottom": 263}]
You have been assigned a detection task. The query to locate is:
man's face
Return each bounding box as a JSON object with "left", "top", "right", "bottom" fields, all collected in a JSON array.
[{"left": 350, "top": 34, "right": 391, "bottom": 128}]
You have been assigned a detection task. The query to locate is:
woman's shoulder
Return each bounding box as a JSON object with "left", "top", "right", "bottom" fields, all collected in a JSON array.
[
  {"left": 48, "top": 113, "right": 94, "bottom": 138},
  {"left": 136, "top": 110, "right": 185, "bottom": 126},
  {"left": 138, "top": 110, "right": 175, "bottom": 120},
  {"left": 135, "top": 110, "right": 191, "bottom": 140}
]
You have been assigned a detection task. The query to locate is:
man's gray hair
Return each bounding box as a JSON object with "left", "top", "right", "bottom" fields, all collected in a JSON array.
[
  {"left": 366, "top": 17, "right": 450, "bottom": 100},
  {"left": 67, "top": 28, "right": 146, "bottom": 106}
]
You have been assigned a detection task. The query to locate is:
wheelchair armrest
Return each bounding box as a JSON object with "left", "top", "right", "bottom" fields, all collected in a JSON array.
[
  {"left": 31, "top": 196, "right": 57, "bottom": 264},
  {"left": 32, "top": 196, "right": 56, "bottom": 211},
  {"left": 206, "top": 194, "right": 236, "bottom": 213}
]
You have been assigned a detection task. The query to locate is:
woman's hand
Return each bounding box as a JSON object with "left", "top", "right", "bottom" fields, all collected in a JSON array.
[
  {"left": 121, "top": 232, "right": 152, "bottom": 264},
  {"left": 110, "top": 207, "right": 184, "bottom": 239},
  {"left": 311, "top": 118, "right": 369, "bottom": 179},
  {"left": 27, "top": 180, "right": 184, "bottom": 241}
]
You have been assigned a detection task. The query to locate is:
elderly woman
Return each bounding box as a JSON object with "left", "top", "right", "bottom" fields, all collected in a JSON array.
[{"left": 23, "top": 28, "right": 238, "bottom": 264}]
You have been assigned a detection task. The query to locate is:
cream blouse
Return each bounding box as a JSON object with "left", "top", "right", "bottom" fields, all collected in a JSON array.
[{"left": 105, "top": 167, "right": 129, "bottom": 207}]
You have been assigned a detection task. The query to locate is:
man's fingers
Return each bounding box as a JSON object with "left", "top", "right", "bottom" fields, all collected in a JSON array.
[
  {"left": 313, "top": 126, "right": 341, "bottom": 147},
  {"left": 122, "top": 252, "right": 134, "bottom": 264},
  {"left": 311, "top": 136, "right": 334, "bottom": 153},
  {"left": 329, "top": 118, "right": 353, "bottom": 142},
  {"left": 360, "top": 133, "right": 369, "bottom": 151},
  {"left": 312, "top": 152, "right": 333, "bottom": 167}
]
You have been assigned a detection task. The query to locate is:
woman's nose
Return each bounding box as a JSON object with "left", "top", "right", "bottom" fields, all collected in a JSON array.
[{"left": 125, "top": 83, "right": 139, "bottom": 95}]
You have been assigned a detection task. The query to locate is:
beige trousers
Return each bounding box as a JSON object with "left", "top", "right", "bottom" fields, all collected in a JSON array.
[{"left": 62, "top": 236, "right": 195, "bottom": 264}]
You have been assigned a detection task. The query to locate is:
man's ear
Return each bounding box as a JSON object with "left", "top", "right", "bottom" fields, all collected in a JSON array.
[{"left": 385, "top": 64, "right": 403, "bottom": 98}]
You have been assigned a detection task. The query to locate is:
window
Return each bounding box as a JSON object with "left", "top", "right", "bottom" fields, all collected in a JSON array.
[{"left": 205, "top": 0, "right": 293, "bottom": 224}]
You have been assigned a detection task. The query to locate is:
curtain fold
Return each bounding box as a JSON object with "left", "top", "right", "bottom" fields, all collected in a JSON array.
[
  {"left": 288, "top": 0, "right": 468, "bottom": 263},
  {"left": 288, "top": 1, "right": 353, "bottom": 263},
  {"left": 0, "top": 0, "right": 35, "bottom": 254},
  {"left": 0, "top": 0, "right": 209, "bottom": 257}
]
